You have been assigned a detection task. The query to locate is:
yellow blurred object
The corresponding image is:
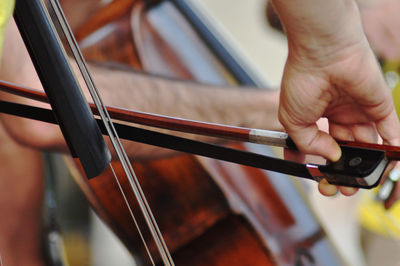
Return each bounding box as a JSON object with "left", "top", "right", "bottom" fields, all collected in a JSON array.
[
  {"left": 0, "top": 0, "right": 14, "bottom": 56},
  {"left": 358, "top": 189, "right": 400, "bottom": 238}
]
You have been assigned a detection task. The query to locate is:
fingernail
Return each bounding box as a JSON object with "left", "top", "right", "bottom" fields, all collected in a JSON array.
[
  {"left": 331, "top": 145, "right": 342, "bottom": 162},
  {"left": 340, "top": 186, "right": 358, "bottom": 196},
  {"left": 327, "top": 152, "right": 341, "bottom": 163}
]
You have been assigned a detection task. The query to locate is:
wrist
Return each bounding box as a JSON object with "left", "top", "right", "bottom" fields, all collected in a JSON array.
[{"left": 274, "top": 0, "right": 366, "bottom": 60}]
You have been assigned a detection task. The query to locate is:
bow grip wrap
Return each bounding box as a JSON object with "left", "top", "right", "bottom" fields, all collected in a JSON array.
[
  {"left": 14, "top": 0, "right": 111, "bottom": 178},
  {"left": 308, "top": 146, "right": 389, "bottom": 188}
]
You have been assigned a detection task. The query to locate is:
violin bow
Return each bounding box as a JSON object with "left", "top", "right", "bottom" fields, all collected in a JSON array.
[
  {"left": 6, "top": 1, "right": 395, "bottom": 265},
  {"left": 13, "top": 0, "right": 173, "bottom": 265},
  {"left": 0, "top": 79, "right": 395, "bottom": 190},
  {"left": 4, "top": 80, "right": 400, "bottom": 155}
]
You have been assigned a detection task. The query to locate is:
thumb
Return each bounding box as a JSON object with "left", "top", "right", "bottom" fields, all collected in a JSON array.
[{"left": 288, "top": 123, "right": 342, "bottom": 162}]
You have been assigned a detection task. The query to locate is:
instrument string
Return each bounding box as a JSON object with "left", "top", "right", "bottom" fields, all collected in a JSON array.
[
  {"left": 48, "top": 1, "right": 174, "bottom": 265},
  {"left": 109, "top": 165, "right": 155, "bottom": 265}
]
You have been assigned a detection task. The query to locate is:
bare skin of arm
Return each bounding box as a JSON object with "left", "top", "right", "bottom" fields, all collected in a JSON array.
[
  {"left": 3, "top": 2, "right": 400, "bottom": 265},
  {"left": 0, "top": 2, "right": 44, "bottom": 265},
  {"left": 0, "top": 124, "right": 44, "bottom": 266},
  {"left": 0, "top": 19, "right": 282, "bottom": 160},
  {"left": 0, "top": 17, "right": 281, "bottom": 266}
]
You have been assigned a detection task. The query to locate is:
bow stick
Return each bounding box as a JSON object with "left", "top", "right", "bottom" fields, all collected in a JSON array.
[
  {"left": 4, "top": 79, "right": 400, "bottom": 157},
  {"left": 7, "top": 0, "right": 395, "bottom": 192},
  {"left": 8, "top": 1, "right": 394, "bottom": 265},
  {"left": 0, "top": 80, "right": 394, "bottom": 190}
]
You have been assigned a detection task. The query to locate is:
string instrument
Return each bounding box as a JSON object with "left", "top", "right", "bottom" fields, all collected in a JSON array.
[
  {"left": 68, "top": 0, "right": 347, "bottom": 265},
  {"left": 3, "top": 0, "right": 393, "bottom": 265}
]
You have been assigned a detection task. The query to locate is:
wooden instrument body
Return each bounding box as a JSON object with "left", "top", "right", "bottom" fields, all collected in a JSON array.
[{"left": 59, "top": 0, "right": 346, "bottom": 265}]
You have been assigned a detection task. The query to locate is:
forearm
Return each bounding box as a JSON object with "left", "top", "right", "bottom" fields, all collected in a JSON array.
[
  {"left": 88, "top": 65, "right": 282, "bottom": 159},
  {"left": 0, "top": 20, "right": 281, "bottom": 159},
  {"left": 89, "top": 63, "right": 281, "bottom": 131}
]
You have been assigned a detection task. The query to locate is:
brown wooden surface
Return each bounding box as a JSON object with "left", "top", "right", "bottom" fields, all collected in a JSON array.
[
  {"left": 172, "top": 215, "right": 275, "bottom": 266},
  {"left": 64, "top": 0, "right": 345, "bottom": 265},
  {"left": 78, "top": 3, "right": 142, "bottom": 69}
]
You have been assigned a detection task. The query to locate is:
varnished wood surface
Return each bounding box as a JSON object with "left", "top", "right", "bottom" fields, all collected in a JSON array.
[{"left": 64, "top": 0, "right": 345, "bottom": 265}]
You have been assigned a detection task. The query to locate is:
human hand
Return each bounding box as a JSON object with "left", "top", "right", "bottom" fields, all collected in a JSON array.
[{"left": 279, "top": 31, "right": 400, "bottom": 197}]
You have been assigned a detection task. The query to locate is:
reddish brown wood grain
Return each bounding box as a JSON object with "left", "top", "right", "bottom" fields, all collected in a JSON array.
[{"left": 10, "top": 0, "right": 345, "bottom": 265}]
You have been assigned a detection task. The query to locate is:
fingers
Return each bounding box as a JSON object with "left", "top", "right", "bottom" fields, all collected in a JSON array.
[
  {"left": 318, "top": 179, "right": 338, "bottom": 196},
  {"left": 361, "top": 61, "right": 400, "bottom": 147},
  {"left": 329, "top": 123, "right": 354, "bottom": 142},
  {"left": 339, "top": 186, "right": 358, "bottom": 196},
  {"left": 288, "top": 121, "right": 367, "bottom": 198},
  {"left": 277, "top": 35, "right": 400, "bottom": 203},
  {"left": 287, "top": 123, "right": 342, "bottom": 162},
  {"left": 351, "top": 123, "right": 378, "bottom": 143},
  {"left": 318, "top": 179, "right": 358, "bottom": 197},
  {"left": 376, "top": 110, "right": 400, "bottom": 146}
]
